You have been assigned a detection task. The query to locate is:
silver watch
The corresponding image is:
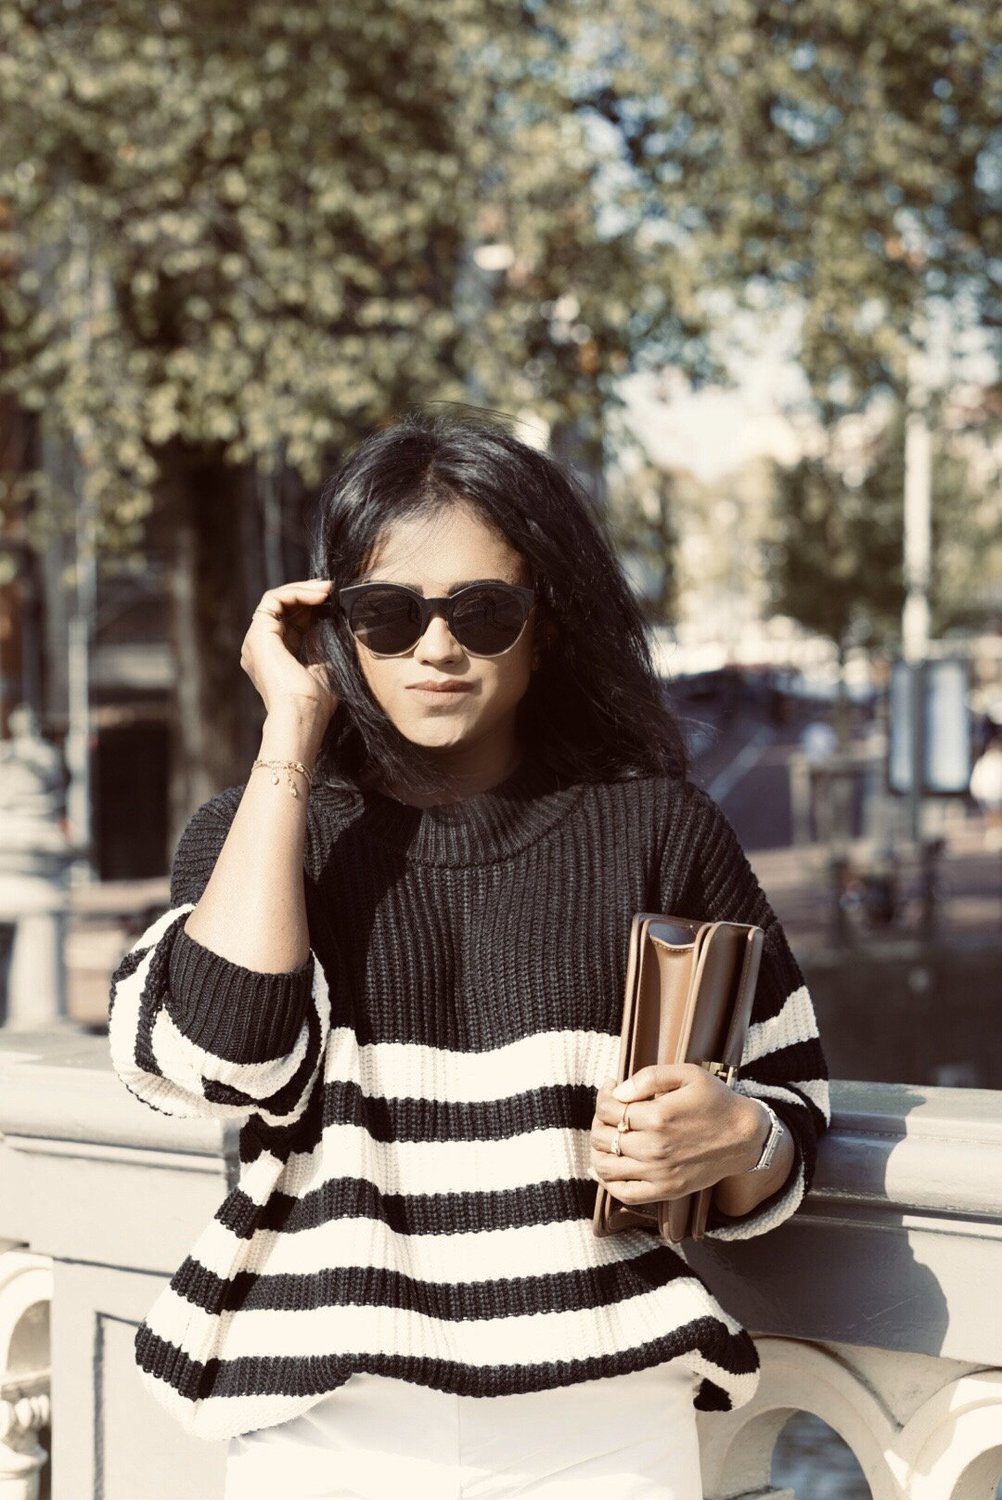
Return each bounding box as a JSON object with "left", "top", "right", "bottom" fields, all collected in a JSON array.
[{"left": 747, "top": 1100, "right": 783, "bottom": 1173}]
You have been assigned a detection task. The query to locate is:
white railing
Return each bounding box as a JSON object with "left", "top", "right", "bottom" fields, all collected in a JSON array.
[{"left": 1, "top": 1034, "right": 1000, "bottom": 1500}]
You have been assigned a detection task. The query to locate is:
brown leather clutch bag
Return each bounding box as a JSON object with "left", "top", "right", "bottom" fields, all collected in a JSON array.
[{"left": 591, "top": 913, "right": 764, "bottom": 1245}]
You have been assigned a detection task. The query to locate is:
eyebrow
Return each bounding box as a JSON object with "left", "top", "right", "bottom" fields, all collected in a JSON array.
[{"left": 359, "top": 576, "right": 518, "bottom": 595}]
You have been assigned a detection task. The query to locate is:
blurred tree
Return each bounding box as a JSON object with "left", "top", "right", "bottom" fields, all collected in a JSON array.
[
  {"left": 0, "top": 0, "right": 478, "bottom": 823},
  {"left": 765, "top": 408, "right": 999, "bottom": 657},
  {"left": 0, "top": 0, "right": 706, "bottom": 832},
  {"left": 765, "top": 450, "right": 906, "bottom": 664},
  {"left": 558, "top": 0, "right": 1001, "bottom": 412},
  {"left": 6, "top": 0, "right": 996, "bottom": 839},
  {"left": 605, "top": 457, "right": 679, "bottom": 625}
]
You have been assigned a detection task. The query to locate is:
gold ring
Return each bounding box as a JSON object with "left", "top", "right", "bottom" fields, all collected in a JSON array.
[
  {"left": 620, "top": 1105, "right": 631, "bottom": 1133},
  {"left": 253, "top": 605, "right": 282, "bottom": 621},
  {"left": 610, "top": 1127, "right": 622, "bottom": 1157}
]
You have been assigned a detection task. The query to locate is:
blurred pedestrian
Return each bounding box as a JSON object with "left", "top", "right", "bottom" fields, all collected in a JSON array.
[
  {"left": 799, "top": 717, "right": 838, "bottom": 843},
  {"left": 108, "top": 409, "right": 828, "bottom": 1500},
  {"left": 969, "top": 731, "right": 1002, "bottom": 850}
]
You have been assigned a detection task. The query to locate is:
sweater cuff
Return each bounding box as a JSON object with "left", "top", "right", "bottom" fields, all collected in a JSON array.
[{"left": 166, "top": 925, "right": 313, "bottom": 1064}]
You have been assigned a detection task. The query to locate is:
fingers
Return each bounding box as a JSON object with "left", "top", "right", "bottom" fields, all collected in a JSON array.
[
  {"left": 595, "top": 1093, "right": 655, "bottom": 1130},
  {"left": 591, "top": 1144, "right": 650, "bottom": 1180},
  {"left": 251, "top": 579, "right": 333, "bottom": 626},
  {"left": 592, "top": 1176, "right": 671, "bottom": 1206},
  {"left": 590, "top": 1110, "right": 656, "bottom": 1165},
  {"left": 611, "top": 1063, "right": 696, "bottom": 1104}
]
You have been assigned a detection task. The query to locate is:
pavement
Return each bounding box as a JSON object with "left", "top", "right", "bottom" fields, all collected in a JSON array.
[{"left": 750, "top": 825, "right": 1002, "bottom": 951}]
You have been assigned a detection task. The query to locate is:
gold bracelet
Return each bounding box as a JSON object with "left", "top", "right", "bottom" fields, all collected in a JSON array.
[{"left": 251, "top": 758, "right": 314, "bottom": 797}]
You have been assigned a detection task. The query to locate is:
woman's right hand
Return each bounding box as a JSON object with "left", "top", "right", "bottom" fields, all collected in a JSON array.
[{"left": 240, "top": 578, "right": 340, "bottom": 726}]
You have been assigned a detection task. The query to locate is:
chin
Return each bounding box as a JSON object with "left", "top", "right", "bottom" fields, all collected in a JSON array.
[{"left": 395, "top": 717, "right": 473, "bottom": 750}]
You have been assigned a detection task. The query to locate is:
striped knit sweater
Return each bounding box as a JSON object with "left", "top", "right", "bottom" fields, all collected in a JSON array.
[{"left": 108, "top": 755, "right": 829, "bottom": 1441}]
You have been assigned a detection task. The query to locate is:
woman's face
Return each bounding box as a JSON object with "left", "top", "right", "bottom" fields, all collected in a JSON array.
[{"left": 350, "top": 500, "right": 539, "bottom": 769}]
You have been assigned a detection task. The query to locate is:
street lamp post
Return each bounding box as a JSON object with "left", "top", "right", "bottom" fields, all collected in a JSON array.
[{"left": 902, "top": 333, "right": 937, "bottom": 935}]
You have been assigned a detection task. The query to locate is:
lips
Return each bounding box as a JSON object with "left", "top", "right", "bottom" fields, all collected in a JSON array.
[{"left": 408, "top": 681, "right": 472, "bottom": 693}]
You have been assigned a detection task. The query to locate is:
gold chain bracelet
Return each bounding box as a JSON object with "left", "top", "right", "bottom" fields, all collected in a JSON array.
[{"left": 251, "top": 758, "right": 314, "bottom": 797}]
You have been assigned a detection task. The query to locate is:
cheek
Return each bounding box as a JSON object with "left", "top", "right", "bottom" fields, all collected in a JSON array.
[
  {"left": 486, "top": 641, "right": 535, "bottom": 707},
  {"left": 356, "top": 652, "right": 398, "bottom": 712}
]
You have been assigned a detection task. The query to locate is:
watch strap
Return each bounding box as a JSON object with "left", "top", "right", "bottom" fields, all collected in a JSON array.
[{"left": 747, "top": 1099, "right": 783, "bottom": 1173}]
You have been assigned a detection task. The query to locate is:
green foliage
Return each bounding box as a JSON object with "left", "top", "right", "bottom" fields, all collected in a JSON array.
[
  {"left": 765, "top": 451, "right": 905, "bottom": 652},
  {"left": 555, "top": 0, "right": 1002, "bottom": 411},
  {"left": 765, "top": 409, "right": 1000, "bottom": 648},
  {"left": 0, "top": 0, "right": 464, "bottom": 544},
  {"left": 2, "top": 0, "right": 998, "bottom": 591},
  {"left": 0, "top": 0, "right": 707, "bottom": 550},
  {"left": 605, "top": 457, "right": 679, "bottom": 624}
]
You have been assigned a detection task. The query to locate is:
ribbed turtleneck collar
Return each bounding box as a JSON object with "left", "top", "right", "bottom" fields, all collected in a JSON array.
[{"left": 313, "top": 755, "right": 585, "bottom": 867}]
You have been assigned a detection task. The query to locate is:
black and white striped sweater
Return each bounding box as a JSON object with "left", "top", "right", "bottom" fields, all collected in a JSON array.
[{"left": 108, "top": 756, "right": 829, "bottom": 1441}]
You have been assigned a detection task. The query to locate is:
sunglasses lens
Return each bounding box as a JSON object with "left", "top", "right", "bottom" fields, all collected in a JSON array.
[
  {"left": 347, "top": 586, "right": 422, "bottom": 654},
  {"left": 344, "top": 584, "right": 531, "bottom": 656},
  {"left": 451, "top": 587, "right": 528, "bottom": 655}
]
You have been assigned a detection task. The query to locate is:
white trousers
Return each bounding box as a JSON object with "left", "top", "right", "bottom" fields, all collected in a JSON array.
[{"left": 225, "top": 1363, "right": 703, "bottom": 1500}]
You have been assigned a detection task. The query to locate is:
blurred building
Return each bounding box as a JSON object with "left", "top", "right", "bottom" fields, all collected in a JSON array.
[{"left": 1, "top": 412, "right": 316, "bottom": 881}]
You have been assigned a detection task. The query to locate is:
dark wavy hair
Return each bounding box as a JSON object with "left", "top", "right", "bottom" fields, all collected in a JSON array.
[{"left": 306, "top": 407, "right": 688, "bottom": 796}]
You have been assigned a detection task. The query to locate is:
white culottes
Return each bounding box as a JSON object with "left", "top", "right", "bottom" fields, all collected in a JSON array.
[{"left": 224, "top": 1363, "right": 703, "bottom": 1500}]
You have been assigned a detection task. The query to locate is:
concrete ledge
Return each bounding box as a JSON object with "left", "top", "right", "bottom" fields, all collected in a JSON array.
[
  {"left": 0, "top": 1029, "right": 240, "bottom": 1160},
  {"left": 686, "top": 1080, "right": 1002, "bottom": 1366}
]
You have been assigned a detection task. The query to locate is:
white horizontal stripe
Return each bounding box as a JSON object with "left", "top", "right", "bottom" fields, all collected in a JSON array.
[
  {"left": 108, "top": 938, "right": 156, "bottom": 1090},
  {"left": 788, "top": 1076, "right": 831, "bottom": 1118},
  {"left": 186, "top": 1208, "right": 660, "bottom": 1285},
  {"left": 150, "top": 1004, "right": 310, "bottom": 1099},
  {"left": 738, "top": 1077, "right": 831, "bottom": 1123},
  {"left": 326, "top": 1027, "right": 621, "bottom": 1103},
  {"left": 149, "top": 1272, "right": 743, "bottom": 1368},
  {"left": 742, "top": 984, "right": 819, "bottom": 1066},
  {"left": 684, "top": 1355, "right": 759, "bottom": 1410},
  {"left": 274, "top": 1121, "right": 592, "bottom": 1199}
]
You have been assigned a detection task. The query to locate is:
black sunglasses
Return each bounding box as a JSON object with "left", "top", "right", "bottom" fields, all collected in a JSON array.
[{"left": 338, "top": 581, "right": 537, "bottom": 658}]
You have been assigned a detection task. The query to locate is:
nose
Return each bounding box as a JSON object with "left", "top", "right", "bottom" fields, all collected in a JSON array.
[{"left": 414, "top": 608, "right": 462, "bottom": 662}]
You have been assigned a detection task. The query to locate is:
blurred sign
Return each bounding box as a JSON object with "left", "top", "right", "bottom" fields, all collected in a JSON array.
[{"left": 888, "top": 658, "right": 971, "bottom": 796}]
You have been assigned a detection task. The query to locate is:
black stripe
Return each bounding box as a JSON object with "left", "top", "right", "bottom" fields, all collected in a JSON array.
[
  {"left": 216, "top": 1175, "right": 599, "bottom": 1239},
  {"left": 131, "top": 925, "right": 179, "bottom": 1081},
  {"left": 240, "top": 1080, "right": 597, "bottom": 1164},
  {"left": 135, "top": 1318, "right": 758, "bottom": 1409},
  {"left": 171, "top": 1243, "right": 688, "bottom": 1320},
  {"left": 200, "top": 998, "right": 322, "bottom": 1116},
  {"left": 742, "top": 1039, "right": 828, "bottom": 1091},
  {"left": 109, "top": 942, "right": 148, "bottom": 991}
]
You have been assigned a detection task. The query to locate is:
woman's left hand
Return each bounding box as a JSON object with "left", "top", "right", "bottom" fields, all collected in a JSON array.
[{"left": 589, "top": 1064, "right": 766, "bottom": 1205}]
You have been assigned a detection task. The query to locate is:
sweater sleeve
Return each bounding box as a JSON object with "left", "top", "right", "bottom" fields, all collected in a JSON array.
[
  {"left": 108, "top": 787, "right": 329, "bottom": 1124},
  {"left": 661, "top": 784, "right": 830, "bottom": 1242}
]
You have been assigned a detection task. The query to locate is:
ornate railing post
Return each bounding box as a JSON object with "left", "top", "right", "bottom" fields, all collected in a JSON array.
[
  {"left": 0, "top": 1250, "right": 51, "bottom": 1500},
  {"left": 0, "top": 1033, "right": 236, "bottom": 1500},
  {"left": 691, "top": 1081, "right": 1002, "bottom": 1498}
]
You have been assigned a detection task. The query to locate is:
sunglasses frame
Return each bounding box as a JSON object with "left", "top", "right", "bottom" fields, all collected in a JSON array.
[{"left": 337, "top": 581, "right": 537, "bottom": 658}]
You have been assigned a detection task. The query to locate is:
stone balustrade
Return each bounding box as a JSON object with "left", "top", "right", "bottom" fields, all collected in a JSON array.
[{"left": 0, "top": 1032, "right": 1000, "bottom": 1499}]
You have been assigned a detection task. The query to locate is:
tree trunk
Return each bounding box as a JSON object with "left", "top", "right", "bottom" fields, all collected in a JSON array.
[{"left": 163, "top": 450, "right": 261, "bottom": 856}]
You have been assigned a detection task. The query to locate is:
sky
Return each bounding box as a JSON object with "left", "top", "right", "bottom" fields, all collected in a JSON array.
[
  {"left": 625, "top": 295, "right": 1001, "bottom": 484},
  {"left": 621, "top": 306, "right": 814, "bottom": 480}
]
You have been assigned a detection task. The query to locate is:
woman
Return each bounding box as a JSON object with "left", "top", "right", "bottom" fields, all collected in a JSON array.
[{"left": 109, "top": 408, "right": 829, "bottom": 1500}]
